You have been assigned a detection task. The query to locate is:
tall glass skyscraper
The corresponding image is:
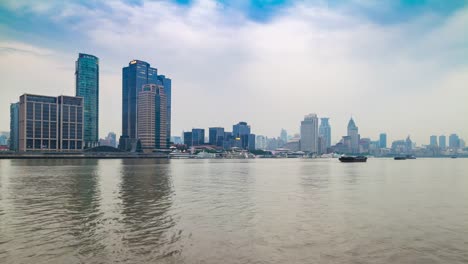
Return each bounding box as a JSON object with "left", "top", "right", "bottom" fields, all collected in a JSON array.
[
  {"left": 122, "top": 60, "right": 159, "bottom": 140},
  {"left": 319, "top": 118, "right": 331, "bottom": 149},
  {"left": 9, "top": 102, "right": 19, "bottom": 151},
  {"left": 75, "top": 53, "right": 99, "bottom": 148},
  {"left": 379, "top": 133, "right": 387, "bottom": 149},
  {"left": 122, "top": 60, "right": 171, "bottom": 148},
  {"left": 158, "top": 75, "right": 172, "bottom": 146}
]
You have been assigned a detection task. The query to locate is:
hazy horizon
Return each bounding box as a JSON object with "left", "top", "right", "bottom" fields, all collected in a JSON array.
[{"left": 1, "top": 0, "right": 467, "bottom": 145}]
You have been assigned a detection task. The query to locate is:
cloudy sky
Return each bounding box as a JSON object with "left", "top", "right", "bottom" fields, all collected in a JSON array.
[{"left": 0, "top": 0, "right": 467, "bottom": 145}]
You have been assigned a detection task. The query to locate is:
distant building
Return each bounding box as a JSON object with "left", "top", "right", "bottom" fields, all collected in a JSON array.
[
  {"left": 209, "top": 127, "right": 225, "bottom": 146},
  {"left": 300, "top": 113, "right": 319, "bottom": 153},
  {"left": 183, "top": 132, "right": 193, "bottom": 147},
  {"left": 430, "top": 135, "right": 438, "bottom": 147},
  {"left": 280, "top": 129, "right": 288, "bottom": 143},
  {"left": 248, "top": 134, "right": 256, "bottom": 150},
  {"left": 137, "top": 84, "right": 167, "bottom": 151},
  {"left": 99, "top": 132, "right": 117, "bottom": 148},
  {"left": 75, "top": 53, "right": 99, "bottom": 148},
  {"left": 233, "top": 121, "right": 253, "bottom": 149},
  {"left": 171, "top": 136, "right": 182, "bottom": 144},
  {"left": 0, "top": 134, "right": 7, "bottom": 146},
  {"left": 10, "top": 103, "right": 19, "bottom": 151},
  {"left": 439, "top": 135, "right": 446, "bottom": 149},
  {"left": 256, "top": 135, "right": 267, "bottom": 150},
  {"left": 391, "top": 140, "right": 407, "bottom": 154},
  {"left": 347, "top": 117, "right": 360, "bottom": 154},
  {"left": 449, "top": 134, "right": 460, "bottom": 149},
  {"left": 192, "top": 129, "right": 205, "bottom": 146},
  {"left": 379, "top": 133, "right": 387, "bottom": 149},
  {"left": 406, "top": 136, "right": 413, "bottom": 153},
  {"left": 18, "top": 94, "right": 84, "bottom": 152},
  {"left": 319, "top": 118, "right": 331, "bottom": 150}
]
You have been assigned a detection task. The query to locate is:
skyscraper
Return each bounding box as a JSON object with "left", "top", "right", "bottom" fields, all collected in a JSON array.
[
  {"left": 137, "top": 84, "right": 167, "bottom": 151},
  {"left": 347, "top": 117, "right": 360, "bottom": 154},
  {"left": 209, "top": 127, "right": 225, "bottom": 146},
  {"left": 439, "top": 135, "right": 446, "bottom": 149},
  {"left": 280, "top": 129, "right": 288, "bottom": 143},
  {"left": 158, "top": 75, "right": 172, "bottom": 145},
  {"left": 379, "top": 133, "right": 387, "bottom": 149},
  {"left": 233, "top": 122, "right": 253, "bottom": 149},
  {"left": 75, "top": 53, "right": 99, "bottom": 148},
  {"left": 9, "top": 102, "right": 19, "bottom": 151},
  {"left": 449, "top": 134, "right": 460, "bottom": 149},
  {"left": 191, "top": 129, "right": 205, "bottom": 146},
  {"left": 300, "top": 113, "right": 319, "bottom": 153},
  {"left": 430, "top": 135, "right": 438, "bottom": 147},
  {"left": 122, "top": 60, "right": 159, "bottom": 139},
  {"left": 319, "top": 118, "right": 331, "bottom": 150}
]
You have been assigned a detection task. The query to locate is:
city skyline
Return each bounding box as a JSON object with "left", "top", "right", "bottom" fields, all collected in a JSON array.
[{"left": 1, "top": 1, "right": 467, "bottom": 144}]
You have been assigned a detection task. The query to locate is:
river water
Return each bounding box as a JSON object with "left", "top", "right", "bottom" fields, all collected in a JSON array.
[{"left": 0, "top": 158, "right": 467, "bottom": 264}]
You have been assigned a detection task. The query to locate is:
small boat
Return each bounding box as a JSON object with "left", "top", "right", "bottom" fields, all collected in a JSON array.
[
  {"left": 394, "top": 156, "right": 406, "bottom": 160},
  {"left": 339, "top": 156, "right": 367, "bottom": 163},
  {"left": 406, "top": 155, "right": 416, "bottom": 159},
  {"left": 451, "top": 156, "right": 458, "bottom": 159}
]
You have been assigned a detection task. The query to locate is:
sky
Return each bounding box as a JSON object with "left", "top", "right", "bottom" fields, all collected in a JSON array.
[{"left": 0, "top": 0, "right": 467, "bottom": 145}]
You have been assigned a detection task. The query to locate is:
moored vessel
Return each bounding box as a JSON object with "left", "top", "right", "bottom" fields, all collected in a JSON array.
[{"left": 339, "top": 156, "right": 367, "bottom": 163}]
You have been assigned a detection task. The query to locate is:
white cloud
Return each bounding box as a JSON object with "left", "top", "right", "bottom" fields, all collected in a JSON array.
[{"left": 0, "top": 0, "right": 467, "bottom": 144}]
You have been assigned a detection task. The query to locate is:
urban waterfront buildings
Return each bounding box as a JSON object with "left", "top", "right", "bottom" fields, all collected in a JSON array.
[
  {"left": 280, "top": 129, "right": 288, "bottom": 143},
  {"left": 347, "top": 117, "right": 360, "bottom": 154},
  {"left": 439, "top": 135, "right": 446, "bottom": 149},
  {"left": 449, "top": 134, "right": 460, "bottom": 149},
  {"left": 430, "top": 135, "right": 438, "bottom": 147},
  {"left": 319, "top": 118, "right": 331, "bottom": 150},
  {"left": 379, "top": 133, "right": 387, "bottom": 149},
  {"left": 75, "top": 53, "right": 99, "bottom": 148},
  {"left": 137, "top": 84, "right": 167, "bottom": 151},
  {"left": 233, "top": 122, "right": 253, "bottom": 149},
  {"left": 18, "top": 94, "right": 84, "bottom": 152},
  {"left": 121, "top": 60, "right": 171, "bottom": 149},
  {"left": 300, "top": 114, "right": 319, "bottom": 153},
  {"left": 99, "top": 132, "right": 117, "bottom": 148},
  {"left": 209, "top": 127, "right": 225, "bottom": 146},
  {"left": 9, "top": 103, "right": 19, "bottom": 151}
]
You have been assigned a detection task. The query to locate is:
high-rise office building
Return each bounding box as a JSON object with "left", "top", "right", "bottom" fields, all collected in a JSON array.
[
  {"left": 439, "top": 135, "right": 446, "bottom": 149},
  {"left": 137, "top": 84, "right": 167, "bottom": 151},
  {"left": 9, "top": 103, "right": 19, "bottom": 151},
  {"left": 191, "top": 129, "right": 205, "bottom": 146},
  {"left": 430, "top": 135, "right": 438, "bottom": 147},
  {"left": 18, "top": 94, "right": 84, "bottom": 152},
  {"left": 158, "top": 75, "right": 172, "bottom": 145},
  {"left": 300, "top": 113, "right": 319, "bottom": 153},
  {"left": 319, "top": 118, "right": 331, "bottom": 150},
  {"left": 379, "top": 133, "right": 387, "bottom": 149},
  {"left": 347, "top": 117, "right": 360, "bottom": 154},
  {"left": 233, "top": 122, "right": 253, "bottom": 149},
  {"left": 209, "top": 127, "right": 225, "bottom": 146},
  {"left": 122, "top": 60, "right": 171, "bottom": 145},
  {"left": 280, "top": 129, "right": 288, "bottom": 143},
  {"left": 75, "top": 53, "right": 99, "bottom": 148},
  {"left": 183, "top": 131, "right": 193, "bottom": 147},
  {"left": 449, "top": 134, "right": 460, "bottom": 149},
  {"left": 122, "top": 60, "right": 159, "bottom": 139}
]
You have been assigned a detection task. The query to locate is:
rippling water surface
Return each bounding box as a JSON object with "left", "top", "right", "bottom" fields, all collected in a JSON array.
[{"left": 0, "top": 158, "right": 467, "bottom": 264}]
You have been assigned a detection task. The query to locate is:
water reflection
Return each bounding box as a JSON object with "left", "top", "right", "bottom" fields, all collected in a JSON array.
[
  {"left": 1, "top": 159, "right": 102, "bottom": 263},
  {"left": 118, "top": 159, "right": 181, "bottom": 261}
]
